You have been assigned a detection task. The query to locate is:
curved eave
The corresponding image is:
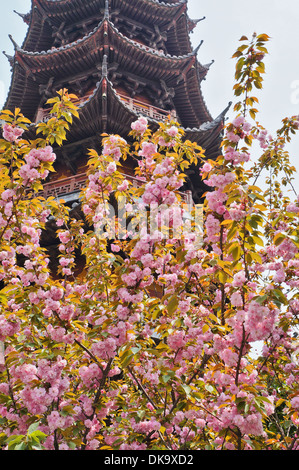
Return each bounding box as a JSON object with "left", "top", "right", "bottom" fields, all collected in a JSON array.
[
  {"left": 184, "top": 122, "right": 223, "bottom": 160},
  {"left": 165, "top": 11, "right": 193, "bottom": 56},
  {"left": 34, "top": 0, "right": 188, "bottom": 26},
  {"left": 184, "top": 102, "right": 232, "bottom": 158},
  {"left": 37, "top": 0, "right": 186, "bottom": 13},
  {"left": 65, "top": 79, "right": 225, "bottom": 159},
  {"left": 14, "top": 18, "right": 200, "bottom": 63},
  {"left": 172, "top": 62, "right": 212, "bottom": 127},
  {"left": 22, "top": 0, "right": 192, "bottom": 53},
  {"left": 7, "top": 19, "right": 209, "bottom": 120},
  {"left": 6, "top": 15, "right": 214, "bottom": 130},
  {"left": 21, "top": 4, "right": 53, "bottom": 53},
  {"left": 65, "top": 78, "right": 145, "bottom": 141},
  {"left": 4, "top": 60, "right": 41, "bottom": 120}
]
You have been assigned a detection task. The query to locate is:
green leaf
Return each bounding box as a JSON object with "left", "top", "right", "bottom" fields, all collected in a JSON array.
[
  {"left": 255, "top": 294, "right": 268, "bottom": 305},
  {"left": 272, "top": 289, "right": 288, "bottom": 306},
  {"left": 6, "top": 435, "right": 23, "bottom": 443},
  {"left": 27, "top": 422, "right": 40, "bottom": 436},
  {"left": 15, "top": 442, "right": 27, "bottom": 450},
  {"left": 162, "top": 374, "right": 173, "bottom": 384},
  {"left": 273, "top": 233, "right": 286, "bottom": 246},
  {"left": 31, "top": 430, "right": 47, "bottom": 441},
  {"left": 6, "top": 435, "right": 24, "bottom": 450},
  {"left": 120, "top": 351, "right": 134, "bottom": 368},
  {"left": 205, "top": 384, "right": 216, "bottom": 395},
  {"left": 181, "top": 384, "right": 191, "bottom": 397}
]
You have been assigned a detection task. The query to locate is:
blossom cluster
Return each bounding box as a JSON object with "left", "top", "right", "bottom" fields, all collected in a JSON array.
[
  {"left": 19, "top": 146, "right": 56, "bottom": 183},
  {"left": 2, "top": 124, "right": 24, "bottom": 143}
]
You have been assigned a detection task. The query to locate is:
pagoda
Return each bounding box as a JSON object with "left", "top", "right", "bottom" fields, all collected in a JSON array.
[{"left": 4, "top": 0, "right": 230, "bottom": 206}]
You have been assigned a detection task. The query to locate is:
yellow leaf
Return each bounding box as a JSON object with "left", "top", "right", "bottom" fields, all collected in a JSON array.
[
  {"left": 221, "top": 219, "right": 234, "bottom": 226},
  {"left": 252, "top": 235, "right": 264, "bottom": 247},
  {"left": 0, "top": 109, "right": 14, "bottom": 115},
  {"left": 209, "top": 313, "right": 220, "bottom": 324},
  {"left": 217, "top": 270, "right": 228, "bottom": 284},
  {"left": 167, "top": 296, "right": 178, "bottom": 315},
  {"left": 257, "top": 33, "right": 270, "bottom": 41},
  {"left": 276, "top": 398, "right": 285, "bottom": 407},
  {"left": 250, "top": 252, "right": 263, "bottom": 264},
  {"left": 273, "top": 233, "right": 286, "bottom": 246}
]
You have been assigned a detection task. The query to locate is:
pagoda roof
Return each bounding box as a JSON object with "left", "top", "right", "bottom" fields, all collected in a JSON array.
[
  {"left": 22, "top": 0, "right": 195, "bottom": 56},
  {"left": 6, "top": 19, "right": 212, "bottom": 127},
  {"left": 53, "top": 77, "right": 227, "bottom": 161},
  {"left": 30, "top": 0, "right": 187, "bottom": 22},
  {"left": 14, "top": 18, "right": 202, "bottom": 65}
]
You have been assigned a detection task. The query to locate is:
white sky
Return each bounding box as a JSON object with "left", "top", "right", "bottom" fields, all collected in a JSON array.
[{"left": 0, "top": 0, "right": 298, "bottom": 192}]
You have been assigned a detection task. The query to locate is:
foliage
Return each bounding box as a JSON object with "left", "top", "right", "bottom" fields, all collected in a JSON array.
[{"left": 0, "top": 35, "right": 298, "bottom": 451}]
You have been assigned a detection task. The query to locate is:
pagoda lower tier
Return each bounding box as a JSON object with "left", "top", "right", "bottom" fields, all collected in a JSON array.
[{"left": 28, "top": 77, "right": 231, "bottom": 204}]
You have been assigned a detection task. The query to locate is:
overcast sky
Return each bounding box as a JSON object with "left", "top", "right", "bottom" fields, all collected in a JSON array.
[{"left": 0, "top": 0, "right": 298, "bottom": 191}]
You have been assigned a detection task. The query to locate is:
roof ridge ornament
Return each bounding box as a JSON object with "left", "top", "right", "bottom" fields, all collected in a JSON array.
[
  {"left": 8, "top": 35, "right": 20, "bottom": 51},
  {"left": 13, "top": 10, "right": 30, "bottom": 24},
  {"left": 102, "top": 54, "right": 108, "bottom": 78},
  {"left": 2, "top": 51, "right": 14, "bottom": 68},
  {"left": 193, "top": 40, "right": 204, "bottom": 56},
  {"left": 204, "top": 59, "right": 215, "bottom": 70},
  {"left": 104, "top": 0, "right": 109, "bottom": 20},
  {"left": 219, "top": 101, "right": 233, "bottom": 122},
  {"left": 198, "top": 101, "right": 232, "bottom": 128},
  {"left": 188, "top": 16, "right": 206, "bottom": 32}
]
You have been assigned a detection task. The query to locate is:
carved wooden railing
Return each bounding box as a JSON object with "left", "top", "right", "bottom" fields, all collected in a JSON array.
[
  {"left": 35, "top": 93, "right": 92, "bottom": 123},
  {"left": 38, "top": 172, "right": 192, "bottom": 208},
  {"left": 36, "top": 89, "right": 175, "bottom": 124},
  {"left": 39, "top": 173, "right": 87, "bottom": 199},
  {"left": 118, "top": 93, "right": 175, "bottom": 122}
]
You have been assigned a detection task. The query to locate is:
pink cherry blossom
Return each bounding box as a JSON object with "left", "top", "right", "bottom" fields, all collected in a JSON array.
[
  {"left": 131, "top": 116, "right": 148, "bottom": 134},
  {"left": 166, "top": 125, "right": 179, "bottom": 137},
  {"left": 2, "top": 124, "right": 24, "bottom": 142},
  {"left": 106, "top": 162, "right": 117, "bottom": 174},
  {"left": 232, "top": 270, "right": 247, "bottom": 287}
]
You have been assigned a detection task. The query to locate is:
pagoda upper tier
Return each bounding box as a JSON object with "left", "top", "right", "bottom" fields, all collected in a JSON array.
[
  {"left": 21, "top": 0, "right": 197, "bottom": 56},
  {"left": 7, "top": 18, "right": 212, "bottom": 129}
]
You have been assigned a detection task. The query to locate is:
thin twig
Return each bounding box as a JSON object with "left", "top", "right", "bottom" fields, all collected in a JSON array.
[{"left": 127, "top": 366, "right": 158, "bottom": 410}]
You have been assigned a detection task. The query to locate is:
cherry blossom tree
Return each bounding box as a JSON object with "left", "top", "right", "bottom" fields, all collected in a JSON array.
[{"left": 0, "top": 34, "right": 298, "bottom": 451}]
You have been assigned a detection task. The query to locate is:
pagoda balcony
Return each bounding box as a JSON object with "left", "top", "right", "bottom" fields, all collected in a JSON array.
[
  {"left": 35, "top": 93, "right": 93, "bottom": 123},
  {"left": 118, "top": 93, "right": 176, "bottom": 122},
  {"left": 37, "top": 172, "right": 192, "bottom": 208},
  {"left": 35, "top": 92, "right": 176, "bottom": 125},
  {"left": 39, "top": 172, "right": 87, "bottom": 201}
]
